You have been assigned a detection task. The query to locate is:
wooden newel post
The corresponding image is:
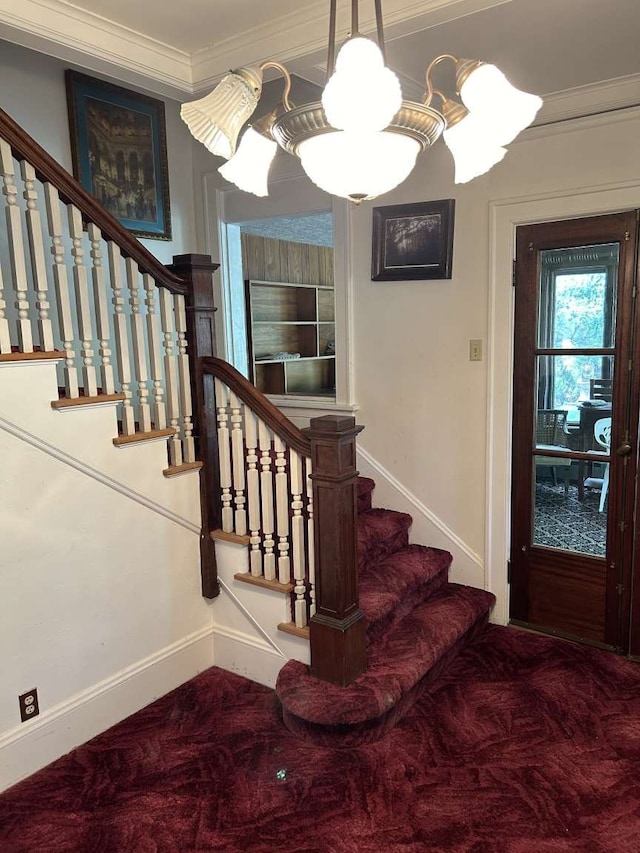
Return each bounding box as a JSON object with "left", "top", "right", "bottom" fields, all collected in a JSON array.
[
  {"left": 304, "top": 414, "right": 367, "bottom": 686},
  {"left": 167, "top": 253, "right": 221, "bottom": 599}
]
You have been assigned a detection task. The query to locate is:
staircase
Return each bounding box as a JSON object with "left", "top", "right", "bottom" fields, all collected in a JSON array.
[{"left": 276, "top": 476, "right": 495, "bottom": 746}]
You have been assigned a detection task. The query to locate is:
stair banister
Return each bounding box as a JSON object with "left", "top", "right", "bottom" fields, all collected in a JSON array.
[
  {"left": 0, "top": 106, "right": 187, "bottom": 296},
  {"left": 0, "top": 105, "right": 220, "bottom": 596},
  {"left": 201, "top": 358, "right": 367, "bottom": 685}
]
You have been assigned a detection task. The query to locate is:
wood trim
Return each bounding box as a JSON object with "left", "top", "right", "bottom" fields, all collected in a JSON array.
[
  {"left": 51, "top": 392, "right": 126, "bottom": 409},
  {"left": 233, "top": 572, "right": 294, "bottom": 593},
  {"left": 0, "top": 106, "right": 187, "bottom": 295},
  {"left": 113, "top": 427, "right": 176, "bottom": 446},
  {"left": 210, "top": 529, "right": 251, "bottom": 545},
  {"left": 201, "top": 357, "right": 312, "bottom": 457},
  {"left": 278, "top": 621, "right": 310, "bottom": 640},
  {"left": 163, "top": 461, "right": 204, "bottom": 478},
  {"left": 0, "top": 350, "right": 65, "bottom": 362}
]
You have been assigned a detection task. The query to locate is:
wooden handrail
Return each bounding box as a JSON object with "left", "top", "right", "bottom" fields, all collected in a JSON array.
[
  {"left": 201, "top": 357, "right": 312, "bottom": 458},
  {"left": 0, "top": 106, "right": 187, "bottom": 295}
]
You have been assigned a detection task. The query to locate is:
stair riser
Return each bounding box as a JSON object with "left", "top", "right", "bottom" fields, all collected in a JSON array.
[{"left": 366, "top": 568, "right": 448, "bottom": 646}]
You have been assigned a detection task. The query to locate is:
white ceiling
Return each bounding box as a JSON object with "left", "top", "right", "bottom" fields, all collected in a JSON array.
[{"left": 2, "top": 0, "right": 640, "bottom": 121}]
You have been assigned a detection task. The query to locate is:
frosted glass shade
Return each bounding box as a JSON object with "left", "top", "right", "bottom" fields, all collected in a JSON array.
[
  {"left": 443, "top": 114, "right": 507, "bottom": 183},
  {"left": 322, "top": 37, "right": 402, "bottom": 133},
  {"left": 459, "top": 64, "right": 542, "bottom": 146},
  {"left": 298, "top": 131, "right": 420, "bottom": 201},
  {"left": 218, "top": 128, "right": 277, "bottom": 196},
  {"left": 180, "top": 67, "right": 263, "bottom": 159}
]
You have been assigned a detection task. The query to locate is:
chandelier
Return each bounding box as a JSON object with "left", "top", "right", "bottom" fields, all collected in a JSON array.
[{"left": 181, "top": 0, "right": 542, "bottom": 202}]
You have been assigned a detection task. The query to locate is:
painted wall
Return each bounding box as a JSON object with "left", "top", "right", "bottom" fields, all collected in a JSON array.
[
  {"left": 0, "top": 361, "right": 213, "bottom": 792},
  {"left": 0, "top": 39, "right": 197, "bottom": 264}
]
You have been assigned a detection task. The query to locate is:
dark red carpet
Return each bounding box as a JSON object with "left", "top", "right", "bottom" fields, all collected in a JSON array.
[{"left": 2, "top": 625, "right": 640, "bottom": 852}]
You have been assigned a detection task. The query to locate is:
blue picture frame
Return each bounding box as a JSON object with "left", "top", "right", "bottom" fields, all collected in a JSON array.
[{"left": 65, "top": 70, "right": 171, "bottom": 240}]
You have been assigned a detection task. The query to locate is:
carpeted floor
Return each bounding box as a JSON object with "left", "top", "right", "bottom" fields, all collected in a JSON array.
[{"left": 2, "top": 625, "right": 640, "bottom": 852}]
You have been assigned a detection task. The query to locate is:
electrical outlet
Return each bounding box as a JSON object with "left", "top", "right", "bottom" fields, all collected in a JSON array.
[
  {"left": 469, "top": 339, "right": 483, "bottom": 362},
  {"left": 19, "top": 688, "right": 39, "bottom": 722}
]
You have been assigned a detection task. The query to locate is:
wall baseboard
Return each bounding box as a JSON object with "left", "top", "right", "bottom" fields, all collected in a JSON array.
[
  {"left": 212, "top": 624, "right": 286, "bottom": 689},
  {"left": 0, "top": 626, "right": 214, "bottom": 793}
]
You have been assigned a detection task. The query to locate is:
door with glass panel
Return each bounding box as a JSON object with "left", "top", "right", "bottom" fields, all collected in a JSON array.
[{"left": 510, "top": 212, "right": 640, "bottom": 651}]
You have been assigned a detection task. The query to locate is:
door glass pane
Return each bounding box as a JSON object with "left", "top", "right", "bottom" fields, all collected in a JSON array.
[
  {"left": 532, "top": 243, "right": 616, "bottom": 559},
  {"left": 535, "top": 354, "right": 614, "bottom": 446},
  {"left": 533, "top": 456, "right": 608, "bottom": 557},
  {"left": 537, "top": 244, "right": 619, "bottom": 349}
]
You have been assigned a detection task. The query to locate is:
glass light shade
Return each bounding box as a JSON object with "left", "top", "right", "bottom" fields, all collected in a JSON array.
[
  {"left": 322, "top": 37, "right": 402, "bottom": 133},
  {"left": 218, "top": 128, "right": 277, "bottom": 197},
  {"left": 298, "top": 131, "right": 420, "bottom": 201},
  {"left": 443, "top": 114, "right": 507, "bottom": 183},
  {"left": 459, "top": 64, "right": 542, "bottom": 146},
  {"left": 180, "top": 67, "right": 263, "bottom": 159}
]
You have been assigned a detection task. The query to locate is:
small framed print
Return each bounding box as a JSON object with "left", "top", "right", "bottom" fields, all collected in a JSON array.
[{"left": 372, "top": 199, "right": 455, "bottom": 281}]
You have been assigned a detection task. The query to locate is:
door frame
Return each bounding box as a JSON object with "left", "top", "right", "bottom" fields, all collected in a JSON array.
[{"left": 486, "top": 181, "right": 640, "bottom": 626}]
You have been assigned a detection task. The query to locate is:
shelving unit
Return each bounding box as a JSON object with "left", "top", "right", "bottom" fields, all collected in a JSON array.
[{"left": 245, "top": 279, "right": 336, "bottom": 398}]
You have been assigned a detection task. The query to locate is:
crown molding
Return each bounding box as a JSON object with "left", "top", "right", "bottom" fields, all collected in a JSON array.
[
  {"left": 0, "top": 0, "right": 193, "bottom": 96},
  {"left": 536, "top": 73, "right": 640, "bottom": 126},
  {"left": 191, "top": 0, "right": 511, "bottom": 91},
  {"left": 0, "top": 0, "right": 511, "bottom": 97}
]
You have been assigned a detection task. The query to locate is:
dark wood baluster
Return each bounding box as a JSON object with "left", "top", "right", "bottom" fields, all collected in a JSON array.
[{"left": 304, "top": 415, "right": 367, "bottom": 685}]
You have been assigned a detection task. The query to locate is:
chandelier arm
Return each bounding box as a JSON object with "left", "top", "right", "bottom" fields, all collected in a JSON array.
[
  {"left": 374, "top": 0, "right": 386, "bottom": 61},
  {"left": 326, "top": 0, "right": 337, "bottom": 79},
  {"left": 259, "top": 61, "right": 293, "bottom": 111},
  {"left": 423, "top": 53, "right": 459, "bottom": 106}
]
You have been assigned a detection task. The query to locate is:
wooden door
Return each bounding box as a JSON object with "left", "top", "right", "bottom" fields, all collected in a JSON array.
[{"left": 510, "top": 212, "right": 640, "bottom": 652}]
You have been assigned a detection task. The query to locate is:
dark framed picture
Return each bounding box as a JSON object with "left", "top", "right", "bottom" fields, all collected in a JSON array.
[
  {"left": 65, "top": 70, "right": 172, "bottom": 240},
  {"left": 371, "top": 199, "right": 455, "bottom": 281}
]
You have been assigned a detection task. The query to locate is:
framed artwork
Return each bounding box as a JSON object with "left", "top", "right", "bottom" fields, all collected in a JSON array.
[
  {"left": 65, "top": 70, "right": 172, "bottom": 240},
  {"left": 371, "top": 199, "right": 455, "bottom": 281}
]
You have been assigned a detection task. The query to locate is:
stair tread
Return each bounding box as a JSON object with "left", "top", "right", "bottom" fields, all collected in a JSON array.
[
  {"left": 276, "top": 583, "right": 495, "bottom": 728},
  {"left": 358, "top": 508, "right": 412, "bottom": 569},
  {"left": 359, "top": 544, "right": 452, "bottom": 629}
]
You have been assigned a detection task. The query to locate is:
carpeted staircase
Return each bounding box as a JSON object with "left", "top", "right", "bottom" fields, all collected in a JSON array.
[{"left": 276, "top": 476, "right": 495, "bottom": 746}]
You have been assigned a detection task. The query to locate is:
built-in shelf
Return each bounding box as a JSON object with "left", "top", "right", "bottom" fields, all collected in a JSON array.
[{"left": 246, "top": 279, "right": 336, "bottom": 398}]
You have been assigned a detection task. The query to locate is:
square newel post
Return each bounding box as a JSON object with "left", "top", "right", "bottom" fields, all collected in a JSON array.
[
  {"left": 167, "top": 253, "right": 221, "bottom": 599},
  {"left": 304, "top": 415, "right": 367, "bottom": 686}
]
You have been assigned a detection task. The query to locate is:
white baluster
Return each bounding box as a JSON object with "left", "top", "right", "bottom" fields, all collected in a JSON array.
[
  {"left": 68, "top": 205, "right": 97, "bottom": 397},
  {"left": 229, "top": 391, "right": 247, "bottom": 535},
  {"left": 245, "top": 407, "right": 262, "bottom": 577},
  {"left": 274, "top": 436, "right": 291, "bottom": 586},
  {"left": 159, "top": 286, "right": 182, "bottom": 465},
  {"left": 0, "top": 244, "right": 9, "bottom": 353},
  {"left": 125, "top": 257, "right": 151, "bottom": 432},
  {"left": 1, "top": 140, "right": 32, "bottom": 352},
  {"left": 290, "top": 450, "right": 308, "bottom": 627},
  {"left": 143, "top": 274, "right": 166, "bottom": 429},
  {"left": 44, "top": 183, "right": 78, "bottom": 397},
  {"left": 107, "top": 242, "right": 135, "bottom": 433},
  {"left": 305, "top": 457, "right": 316, "bottom": 618},
  {"left": 259, "top": 419, "right": 276, "bottom": 581},
  {"left": 215, "top": 378, "right": 233, "bottom": 532},
  {"left": 175, "top": 294, "right": 195, "bottom": 463},
  {"left": 21, "top": 162, "right": 53, "bottom": 351},
  {"left": 87, "top": 224, "right": 114, "bottom": 394}
]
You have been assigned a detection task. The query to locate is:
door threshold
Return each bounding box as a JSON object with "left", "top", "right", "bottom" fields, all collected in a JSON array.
[{"left": 509, "top": 619, "right": 619, "bottom": 654}]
